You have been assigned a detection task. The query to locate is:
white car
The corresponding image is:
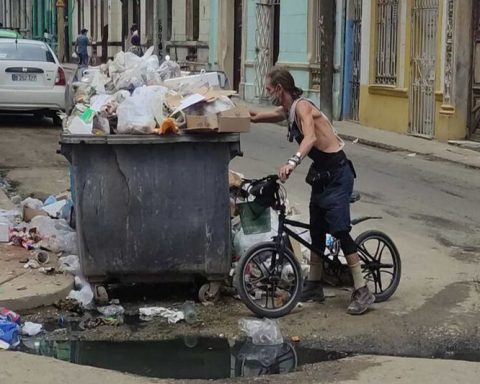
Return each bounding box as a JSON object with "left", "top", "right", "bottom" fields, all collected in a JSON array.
[{"left": 0, "top": 38, "right": 66, "bottom": 125}]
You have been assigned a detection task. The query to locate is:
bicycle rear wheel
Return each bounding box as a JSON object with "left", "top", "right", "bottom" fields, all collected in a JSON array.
[
  {"left": 355, "top": 230, "right": 401, "bottom": 302},
  {"left": 234, "top": 242, "right": 302, "bottom": 318}
]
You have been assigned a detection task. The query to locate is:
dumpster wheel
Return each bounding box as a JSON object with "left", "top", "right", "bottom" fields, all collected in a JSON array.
[
  {"left": 198, "top": 282, "right": 221, "bottom": 303},
  {"left": 94, "top": 285, "right": 109, "bottom": 305}
]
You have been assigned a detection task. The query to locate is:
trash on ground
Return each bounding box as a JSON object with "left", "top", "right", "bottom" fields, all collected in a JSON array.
[
  {"left": 238, "top": 318, "right": 283, "bottom": 345},
  {"left": 67, "top": 276, "right": 94, "bottom": 308},
  {"left": 97, "top": 304, "right": 125, "bottom": 317},
  {"left": 21, "top": 322, "right": 43, "bottom": 336},
  {"left": 24, "top": 259, "right": 40, "bottom": 269},
  {"left": 0, "top": 307, "right": 21, "bottom": 349},
  {"left": 407, "top": 153, "right": 417, "bottom": 157},
  {"left": 139, "top": 306, "right": 185, "bottom": 323},
  {"left": 58, "top": 255, "right": 81, "bottom": 275},
  {"left": 181, "top": 301, "right": 197, "bottom": 324}
]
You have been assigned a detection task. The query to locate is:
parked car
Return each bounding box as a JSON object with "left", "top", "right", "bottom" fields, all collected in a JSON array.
[
  {"left": 0, "top": 29, "right": 23, "bottom": 39},
  {"left": 0, "top": 38, "right": 66, "bottom": 125}
]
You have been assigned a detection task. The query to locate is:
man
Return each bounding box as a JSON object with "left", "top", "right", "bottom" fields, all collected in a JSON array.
[
  {"left": 250, "top": 67, "right": 375, "bottom": 315},
  {"left": 75, "top": 28, "right": 89, "bottom": 66},
  {"left": 128, "top": 24, "right": 143, "bottom": 57}
]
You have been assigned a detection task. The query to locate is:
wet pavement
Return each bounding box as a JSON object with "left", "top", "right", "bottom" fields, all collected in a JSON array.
[{"left": 19, "top": 337, "right": 349, "bottom": 380}]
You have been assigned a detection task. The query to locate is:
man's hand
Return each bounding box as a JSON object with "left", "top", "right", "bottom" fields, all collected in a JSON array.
[
  {"left": 249, "top": 110, "right": 258, "bottom": 123},
  {"left": 278, "top": 163, "right": 295, "bottom": 182}
]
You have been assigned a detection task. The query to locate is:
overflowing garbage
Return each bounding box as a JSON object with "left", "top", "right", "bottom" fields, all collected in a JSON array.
[
  {"left": 63, "top": 48, "right": 250, "bottom": 136},
  {"left": 239, "top": 318, "right": 283, "bottom": 346}
]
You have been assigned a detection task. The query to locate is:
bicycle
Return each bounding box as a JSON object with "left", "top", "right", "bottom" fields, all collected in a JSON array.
[{"left": 233, "top": 174, "right": 401, "bottom": 318}]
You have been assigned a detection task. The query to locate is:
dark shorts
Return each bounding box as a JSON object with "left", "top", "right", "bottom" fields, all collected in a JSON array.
[{"left": 309, "top": 162, "right": 354, "bottom": 248}]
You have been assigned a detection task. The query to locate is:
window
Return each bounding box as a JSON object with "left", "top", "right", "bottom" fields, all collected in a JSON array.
[
  {"left": 0, "top": 42, "right": 55, "bottom": 62},
  {"left": 375, "top": 0, "right": 399, "bottom": 85}
]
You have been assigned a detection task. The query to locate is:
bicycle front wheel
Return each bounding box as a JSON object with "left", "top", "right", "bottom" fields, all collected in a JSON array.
[{"left": 234, "top": 242, "right": 302, "bottom": 318}]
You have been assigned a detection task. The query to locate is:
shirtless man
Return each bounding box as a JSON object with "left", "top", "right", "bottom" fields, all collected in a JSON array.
[{"left": 250, "top": 67, "right": 375, "bottom": 315}]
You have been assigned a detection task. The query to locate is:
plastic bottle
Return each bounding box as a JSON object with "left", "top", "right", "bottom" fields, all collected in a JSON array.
[
  {"left": 181, "top": 301, "right": 197, "bottom": 324},
  {"left": 326, "top": 234, "right": 334, "bottom": 249}
]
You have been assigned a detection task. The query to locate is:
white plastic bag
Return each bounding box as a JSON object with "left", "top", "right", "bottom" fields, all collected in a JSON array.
[
  {"left": 22, "top": 322, "right": 43, "bottom": 336},
  {"left": 117, "top": 86, "right": 165, "bottom": 134},
  {"left": 68, "top": 276, "right": 94, "bottom": 308},
  {"left": 238, "top": 318, "right": 283, "bottom": 345},
  {"left": 58, "top": 255, "right": 81, "bottom": 275},
  {"left": 29, "top": 216, "right": 78, "bottom": 254}
]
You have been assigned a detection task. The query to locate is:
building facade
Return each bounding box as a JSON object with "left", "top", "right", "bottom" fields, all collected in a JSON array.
[{"left": 343, "top": 0, "right": 475, "bottom": 141}]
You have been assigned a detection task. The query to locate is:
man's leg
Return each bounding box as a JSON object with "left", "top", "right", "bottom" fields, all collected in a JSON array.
[
  {"left": 335, "top": 231, "right": 375, "bottom": 315},
  {"left": 301, "top": 202, "right": 326, "bottom": 302}
]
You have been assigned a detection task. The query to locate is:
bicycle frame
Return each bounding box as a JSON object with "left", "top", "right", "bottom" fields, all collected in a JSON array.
[{"left": 273, "top": 209, "right": 379, "bottom": 268}]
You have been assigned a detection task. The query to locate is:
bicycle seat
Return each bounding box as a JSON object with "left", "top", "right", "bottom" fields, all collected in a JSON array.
[{"left": 350, "top": 191, "right": 361, "bottom": 203}]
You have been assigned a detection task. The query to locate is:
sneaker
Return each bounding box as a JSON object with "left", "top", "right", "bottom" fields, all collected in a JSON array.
[
  {"left": 300, "top": 280, "right": 325, "bottom": 303},
  {"left": 347, "top": 286, "right": 375, "bottom": 315}
]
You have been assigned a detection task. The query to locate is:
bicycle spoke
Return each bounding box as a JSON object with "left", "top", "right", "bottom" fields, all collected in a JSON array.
[
  {"left": 375, "top": 240, "right": 387, "bottom": 260},
  {"left": 376, "top": 270, "right": 383, "bottom": 292}
]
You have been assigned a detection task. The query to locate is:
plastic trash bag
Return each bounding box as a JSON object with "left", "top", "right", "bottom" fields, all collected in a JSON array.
[
  {"left": 0, "top": 318, "right": 20, "bottom": 349},
  {"left": 238, "top": 318, "right": 283, "bottom": 345},
  {"left": 157, "top": 56, "right": 181, "bottom": 81},
  {"left": 29, "top": 216, "right": 78, "bottom": 255},
  {"left": 68, "top": 276, "right": 94, "bottom": 308},
  {"left": 58, "top": 255, "right": 81, "bottom": 275},
  {"left": 22, "top": 322, "right": 43, "bottom": 336},
  {"left": 97, "top": 304, "right": 125, "bottom": 317},
  {"left": 117, "top": 93, "right": 155, "bottom": 134}
]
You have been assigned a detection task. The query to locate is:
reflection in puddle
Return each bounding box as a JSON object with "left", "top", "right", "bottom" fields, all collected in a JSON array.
[{"left": 21, "top": 337, "right": 348, "bottom": 380}]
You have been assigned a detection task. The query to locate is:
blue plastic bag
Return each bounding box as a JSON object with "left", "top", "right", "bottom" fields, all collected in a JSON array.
[{"left": 0, "top": 318, "right": 20, "bottom": 348}]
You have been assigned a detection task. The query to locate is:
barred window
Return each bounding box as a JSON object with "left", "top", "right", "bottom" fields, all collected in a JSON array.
[{"left": 375, "top": 0, "right": 399, "bottom": 85}]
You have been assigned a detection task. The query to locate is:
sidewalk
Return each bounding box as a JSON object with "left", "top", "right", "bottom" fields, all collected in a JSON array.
[{"left": 335, "top": 120, "right": 480, "bottom": 170}]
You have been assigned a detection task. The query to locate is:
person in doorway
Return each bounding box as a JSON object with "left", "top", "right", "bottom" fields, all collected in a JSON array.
[
  {"left": 128, "top": 24, "right": 143, "bottom": 57},
  {"left": 75, "top": 28, "right": 89, "bottom": 66},
  {"left": 250, "top": 67, "right": 375, "bottom": 315},
  {"left": 43, "top": 29, "right": 50, "bottom": 42}
]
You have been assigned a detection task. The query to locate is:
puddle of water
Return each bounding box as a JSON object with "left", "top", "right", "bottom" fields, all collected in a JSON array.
[{"left": 19, "top": 337, "right": 348, "bottom": 380}]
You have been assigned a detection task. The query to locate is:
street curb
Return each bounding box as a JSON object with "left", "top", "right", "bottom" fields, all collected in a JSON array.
[
  {"left": 0, "top": 188, "right": 15, "bottom": 211},
  {"left": 339, "top": 133, "right": 480, "bottom": 170},
  {"left": 0, "top": 277, "right": 74, "bottom": 312},
  {"left": 338, "top": 133, "right": 401, "bottom": 153}
]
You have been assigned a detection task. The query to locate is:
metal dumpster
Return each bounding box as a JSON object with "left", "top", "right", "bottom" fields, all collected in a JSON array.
[{"left": 60, "top": 133, "right": 241, "bottom": 301}]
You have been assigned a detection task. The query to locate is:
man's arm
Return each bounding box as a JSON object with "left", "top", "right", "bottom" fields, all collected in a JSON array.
[{"left": 250, "top": 107, "right": 285, "bottom": 124}]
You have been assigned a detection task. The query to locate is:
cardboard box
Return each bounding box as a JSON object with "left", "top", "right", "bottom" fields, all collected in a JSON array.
[{"left": 185, "top": 104, "right": 251, "bottom": 133}]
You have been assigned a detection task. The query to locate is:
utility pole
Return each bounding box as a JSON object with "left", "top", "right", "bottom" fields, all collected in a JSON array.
[
  {"left": 319, "top": 0, "right": 334, "bottom": 121},
  {"left": 56, "top": 0, "right": 66, "bottom": 62}
]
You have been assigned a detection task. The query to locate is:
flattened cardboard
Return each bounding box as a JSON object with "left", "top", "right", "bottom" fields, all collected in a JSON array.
[{"left": 185, "top": 104, "right": 250, "bottom": 133}]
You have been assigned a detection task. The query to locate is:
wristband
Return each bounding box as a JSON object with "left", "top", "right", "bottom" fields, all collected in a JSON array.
[{"left": 287, "top": 159, "right": 297, "bottom": 168}]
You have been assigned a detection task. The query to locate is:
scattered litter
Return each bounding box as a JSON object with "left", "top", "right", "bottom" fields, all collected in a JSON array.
[
  {"left": 97, "top": 304, "right": 125, "bottom": 317},
  {"left": 291, "top": 336, "right": 301, "bottom": 342},
  {"left": 139, "top": 307, "right": 185, "bottom": 323},
  {"left": 352, "top": 138, "right": 359, "bottom": 144},
  {"left": 22, "top": 322, "right": 43, "bottom": 336},
  {"left": 181, "top": 301, "right": 197, "bottom": 324},
  {"left": 239, "top": 318, "right": 283, "bottom": 345},
  {"left": 34, "top": 250, "right": 50, "bottom": 265},
  {"left": 0, "top": 307, "right": 21, "bottom": 324},
  {"left": 24, "top": 259, "right": 40, "bottom": 269},
  {"left": 0, "top": 308, "right": 21, "bottom": 349},
  {"left": 58, "top": 255, "right": 81, "bottom": 275},
  {"left": 67, "top": 277, "right": 94, "bottom": 308},
  {"left": 38, "top": 267, "right": 56, "bottom": 275},
  {"left": 407, "top": 153, "right": 417, "bottom": 157}
]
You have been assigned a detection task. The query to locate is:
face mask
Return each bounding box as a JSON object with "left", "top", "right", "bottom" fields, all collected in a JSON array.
[{"left": 270, "top": 90, "right": 282, "bottom": 106}]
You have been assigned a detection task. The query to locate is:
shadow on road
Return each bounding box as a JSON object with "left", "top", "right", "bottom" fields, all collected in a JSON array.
[{"left": 0, "top": 113, "right": 58, "bottom": 130}]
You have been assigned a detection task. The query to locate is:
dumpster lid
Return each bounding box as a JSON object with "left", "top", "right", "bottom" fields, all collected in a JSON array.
[{"left": 59, "top": 133, "right": 240, "bottom": 145}]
